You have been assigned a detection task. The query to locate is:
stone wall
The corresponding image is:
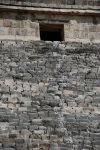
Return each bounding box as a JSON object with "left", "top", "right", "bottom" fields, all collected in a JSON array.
[
  {"left": 64, "top": 15, "right": 100, "bottom": 43},
  {"left": 0, "top": 10, "right": 100, "bottom": 43},
  {"left": 0, "top": 40, "right": 100, "bottom": 150},
  {"left": 0, "top": 11, "right": 40, "bottom": 41},
  {"left": 0, "top": 0, "right": 100, "bottom": 8}
]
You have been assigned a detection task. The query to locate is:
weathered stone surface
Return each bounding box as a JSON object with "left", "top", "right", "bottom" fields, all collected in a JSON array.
[
  {"left": 0, "top": 7, "right": 100, "bottom": 43},
  {"left": 0, "top": 0, "right": 100, "bottom": 7},
  {"left": 0, "top": 40, "right": 100, "bottom": 150}
]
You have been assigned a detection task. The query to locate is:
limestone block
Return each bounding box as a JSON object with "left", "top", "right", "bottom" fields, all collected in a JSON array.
[
  {"left": 5, "top": 79, "right": 14, "bottom": 86},
  {"left": 88, "top": 32, "right": 96, "bottom": 41},
  {"left": 18, "top": 97, "right": 31, "bottom": 103},
  {"left": 23, "top": 83, "right": 30, "bottom": 91},
  {"left": 93, "top": 0, "right": 99, "bottom": 6},
  {"left": 11, "top": 93, "right": 20, "bottom": 98},
  {"left": 64, "top": 30, "right": 70, "bottom": 38},
  {"left": 3, "top": 20, "right": 12, "bottom": 27},
  {"left": 34, "top": 130, "right": 44, "bottom": 135},
  {"left": 67, "top": 0, "right": 74, "bottom": 5},
  {"left": 47, "top": 86, "right": 58, "bottom": 92},
  {"left": 68, "top": 30, "right": 74, "bottom": 38},
  {"left": 96, "top": 25, "right": 100, "bottom": 32},
  {"left": 8, "top": 28, "right": 15, "bottom": 35},
  {"left": 8, "top": 97, "right": 18, "bottom": 104},
  {"left": 0, "top": 84, "right": 9, "bottom": 93},
  {"left": 88, "top": 0, "right": 94, "bottom": 5},
  {"left": 93, "top": 87, "right": 100, "bottom": 92},
  {"left": 21, "top": 129, "right": 31, "bottom": 140},
  {"left": 93, "top": 145, "right": 100, "bottom": 150},
  {"left": 27, "top": 28, "right": 35, "bottom": 36},
  {"left": 30, "top": 22, "right": 39, "bottom": 29},
  {"left": 35, "top": 28, "right": 40, "bottom": 37},
  {"left": 68, "top": 102, "right": 77, "bottom": 107},
  {"left": 2, "top": 94, "right": 10, "bottom": 99},
  {"left": 70, "top": 20, "right": 77, "bottom": 25},
  {"left": 75, "top": 0, "right": 82, "bottom": 5},
  {"left": 89, "top": 25, "right": 97, "bottom": 32},
  {"left": 16, "top": 85, "right": 23, "bottom": 92},
  {"left": 12, "top": 21, "right": 20, "bottom": 28},
  {"left": 79, "top": 31, "right": 88, "bottom": 39},
  {"left": 15, "top": 21, "right": 26, "bottom": 28},
  {"left": 82, "top": 0, "right": 88, "bottom": 5},
  {"left": 0, "top": 20, "right": 3, "bottom": 27},
  {"left": 21, "top": 101, "right": 31, "bottom": 107},
  {"left": 9, "top": 62, "right": 18, "bottom": 67},
  {"left": 0, "top": 102, "right": 7, "bottom": 108},
  {"left": 63, "top": 90, "right": 74, "bottom": 95},
  {"left": 15, "top": 28, "right": 27, "bottom": 36},
  {"left": 73, "top": 31, "right": 79, "bottom": 38},
  {"left": 58, "top": 44, "right": 65, "bottom": 50},
  {"left": 64, "top": 24, "right": 72, "bottom": 30},
  {"left": 31, "top": 84, "right": 39, "bottom": 92},
  {"left": 96, "top": 32, "right": 100, "bottom": 39},
  {"left": 0, "top": 27, "right": 9, "bottom": 35},
  {"left": 18, "top": 107, "right": 27, "bottom": 112},
  {"left": 32, "top": 119, "right": 42, "bottom": 125},
  {"left": 24, "top": 20, "right": 31, "bottom": 28}
]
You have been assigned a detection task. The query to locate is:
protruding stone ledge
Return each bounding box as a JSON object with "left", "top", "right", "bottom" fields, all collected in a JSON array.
[{"left": 0, "top": 5, "right": 100, "bottom": 16}]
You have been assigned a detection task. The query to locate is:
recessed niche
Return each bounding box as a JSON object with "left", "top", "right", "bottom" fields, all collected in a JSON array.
[{"left": 40, "top": 23, "right": 64, "bottom": 41}]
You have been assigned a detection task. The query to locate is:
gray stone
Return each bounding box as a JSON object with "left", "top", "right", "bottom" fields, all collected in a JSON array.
[{"left": 0, "top": 40, "right": 100, "bottom": 150}]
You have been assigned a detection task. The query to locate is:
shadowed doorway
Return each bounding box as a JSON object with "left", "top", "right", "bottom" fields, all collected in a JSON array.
[{"left": 40, "top": 23, "right": 64, "bottom": 41}]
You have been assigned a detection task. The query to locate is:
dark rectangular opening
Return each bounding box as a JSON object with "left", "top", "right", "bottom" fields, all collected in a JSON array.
[
  {"left": 40, "top": 30, "right": 62, "bottom": 41},
  {"left": 40, "top": 23, "right": 64, "bottom": 41}
]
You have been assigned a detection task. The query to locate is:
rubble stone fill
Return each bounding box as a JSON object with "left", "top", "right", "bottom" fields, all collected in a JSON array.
[{"left": 0, "top": 40, "right": 100, "bottom": 150}]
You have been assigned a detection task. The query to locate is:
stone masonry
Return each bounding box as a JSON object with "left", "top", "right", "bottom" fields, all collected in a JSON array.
[
  {"left": 0, "top": 40, "right": 100, "bottom": 150},
  {"left": 0, "top": 0, "right": 100, "bottom": 7},
  {"left": 0, "top": 0, "right": 100, "bottom": 150},
  {"left": 0, "top": 0, "right": 100, "bottom": 42}
]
